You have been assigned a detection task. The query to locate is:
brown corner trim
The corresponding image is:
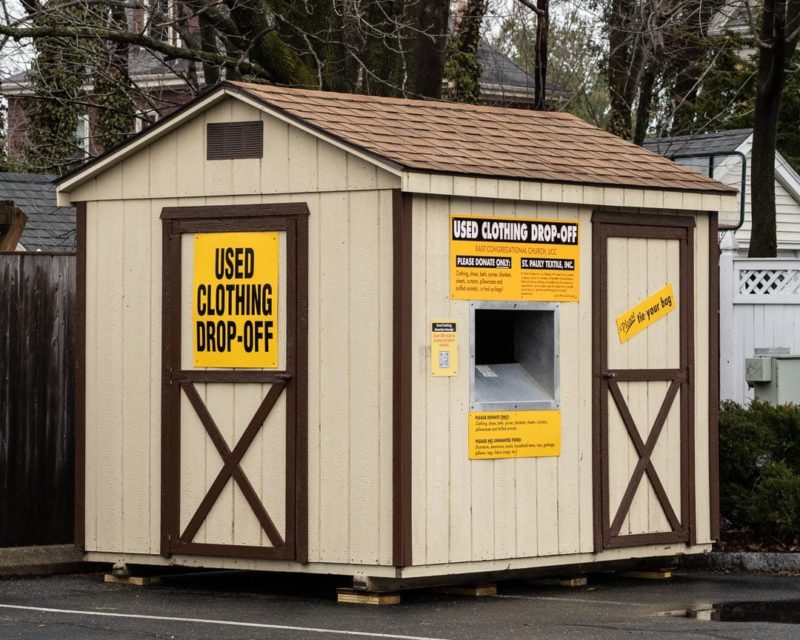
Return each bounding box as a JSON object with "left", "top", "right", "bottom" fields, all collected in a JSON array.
[
  {"left": 392, "top": 189, "right": 413, "bottom": 568},
  {"left": 74, "top": 202, "right": 87, "bottom": 553},
  {"left": 709, "top": 213, "right": 720, "bottom": 541}
]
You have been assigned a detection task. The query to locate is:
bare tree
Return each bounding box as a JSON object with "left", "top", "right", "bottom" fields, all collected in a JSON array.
[
  {"left": 0, "top": 0, "right": 456, "bottom": 172},
  {"left": 749, "top": 0, "right": 800, "bottom": 256}
]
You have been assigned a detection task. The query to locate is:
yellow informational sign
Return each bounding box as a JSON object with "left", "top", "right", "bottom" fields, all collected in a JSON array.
[
  {"left": 615, "top": 284, "right": 676, "bottom": 344},
  {"left": 431, "top": 320, "right": 458, "bottom": 376},
  {"left": 450, "top": 215, "right": 579, "bottom": 302},
  {"left": 468, "top": 411, "right": 561, "bottom": 459},
  {"left": 193, "top": 232, "right": 279, "bottom": 368}
]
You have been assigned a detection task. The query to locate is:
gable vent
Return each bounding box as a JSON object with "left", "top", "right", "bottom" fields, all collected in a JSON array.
[{"left": 207, "top": 121, "right": 264, "bottom": 160}]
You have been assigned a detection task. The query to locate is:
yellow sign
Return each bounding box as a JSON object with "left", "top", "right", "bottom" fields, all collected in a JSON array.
[
  {"left": 450, "top": 215, "right": 579, "bottom": 302},
  {"left": 193, "top": 232, "right": 279, "bottom": 368},
  {"left": 431, "top": 320, "right": 458, "bottom": 376},
  {"left": 469, "top": 411, "right": 561, "bottom": 459},
  {"left": 615, "top": 284, "right": 676, "bottom": 344}
]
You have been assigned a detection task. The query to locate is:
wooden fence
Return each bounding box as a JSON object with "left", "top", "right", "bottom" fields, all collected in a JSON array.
[
  {"left": 0, "top": 252, "right": 75, "bottom": 547},
  {"left": 720, "top": 238, "right": 800, "bottom": 405}
]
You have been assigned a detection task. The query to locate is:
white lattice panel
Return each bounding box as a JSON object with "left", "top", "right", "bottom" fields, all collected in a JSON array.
[{"left": 734, "top": 260, "right": 800, "bottom": 303}]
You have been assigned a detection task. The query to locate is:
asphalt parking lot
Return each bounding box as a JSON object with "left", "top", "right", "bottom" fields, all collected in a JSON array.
[{"left": 1, "top": 569, "right": 800, "bottom": 639}]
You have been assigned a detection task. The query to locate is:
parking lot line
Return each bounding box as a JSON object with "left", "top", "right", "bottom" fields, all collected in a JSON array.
[
  {"left": 493, "top": 594, "right": 652, "bottom": 607},
  {"left": 0, "top": 604, "right": 451, "bottom": 640}
]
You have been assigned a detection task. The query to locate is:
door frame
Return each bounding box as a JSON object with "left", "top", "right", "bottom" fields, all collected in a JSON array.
[
  {"left": 592, "top": 211, "right": 695, "bottom": 551},
  {"left": 159, "top": 203, "right": 308, "bottom": 562}
]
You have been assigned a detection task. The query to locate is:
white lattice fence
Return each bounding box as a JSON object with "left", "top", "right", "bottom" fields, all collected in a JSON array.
[
  {"left": 720, "top": 251, "right": 800, "bottom": 404},
  {"left": 735, "top": 262, "right": 800, "bottom": 303}
]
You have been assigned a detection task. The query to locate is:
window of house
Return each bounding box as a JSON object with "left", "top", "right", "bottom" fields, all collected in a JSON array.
[
  {"left": 75, "top": 114, "right": 90, "bottom": 157},
  {"left": 134, "top": 109, "right": 159, "bottom": 134}
]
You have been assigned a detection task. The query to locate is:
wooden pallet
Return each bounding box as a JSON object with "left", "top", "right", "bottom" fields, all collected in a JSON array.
[
  {"left": 619, "top": 569, "right": 673, "bottom": 580},
  {"left": 536, "top": 576, "right": 588, "bottom": 588},
  {"left": 104, "top": 574, "right": 162, "bottom": 586},
  {"left": 440, "top": 583, "right": 497, "bottom": 597},
  {"left": 336, "top": 588, "right": 401, "bottom": 605}
]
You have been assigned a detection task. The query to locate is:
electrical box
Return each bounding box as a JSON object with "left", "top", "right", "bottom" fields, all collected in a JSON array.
[
  {"left": 745, "top": 357, "right": 772, "bottom": 383},
  {"left": 746, "top": 355, "right": 800, "bottom": 405},
  {"left": 470, "top": 301, "right": 559, "bottom": 412}
]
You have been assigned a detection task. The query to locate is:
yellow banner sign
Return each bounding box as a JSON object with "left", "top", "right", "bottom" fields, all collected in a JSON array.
[
  {"left": 469, "top": 411, "right": 561, "bottom": 459},
  {"left": 431, "top": 320, "right": 458, "bottom": 376},
  {"left": 193, "top": 232, "right": 279, "bottom": 368},
  {"left": 450, "top": 214, "right": 579, "bottom": 302},
  {"left": 615, "top": 284, "right": 676, "bottom": 344}
]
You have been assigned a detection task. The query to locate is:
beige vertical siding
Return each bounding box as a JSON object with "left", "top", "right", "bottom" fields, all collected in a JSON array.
[
  {"left": 410, "top": 195, "right": 596, "bottom": 565},
  {"left": 410, "top": 197, "right": 713, "bottom": 565},
  {"left": 80, "top": 95, "right": 399, "bottom": 565}
]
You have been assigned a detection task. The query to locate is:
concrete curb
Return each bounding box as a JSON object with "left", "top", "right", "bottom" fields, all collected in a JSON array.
[
  {"left": 682, "top": 552, "right": 800, "bottom": 573},
  {"left": 0, "top": 544, "right": 88, "bottom": 577}
]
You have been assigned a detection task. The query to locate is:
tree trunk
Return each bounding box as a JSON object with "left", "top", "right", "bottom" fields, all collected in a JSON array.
[
  {"left": 749, "top": 0, "right": 800, "bottom": 257},
  {"left": 606, "top": 0, "right": 647, "bottom": 139},
  {"left": 415, "top": 0, "right": 450, "bottom": 98},
  {"left": 633, "top": 64, "right": 656, "bottom": 145},
  {"left": 533, "top": 0, "right": 549, "bottom": 110}
]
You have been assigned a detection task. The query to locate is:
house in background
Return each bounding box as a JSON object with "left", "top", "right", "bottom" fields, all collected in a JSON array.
[
  {"left": 645, "top": 129, "right": 800, "bottom": 256},
  {"left": 648, "top": 129, "right": 800, "bottom": 405},
  {"left": 0, "top": 173, "right": 76, "bottom": 252},
  {"left": 1, "top": 38, "right": 560, "bottom": 169}
]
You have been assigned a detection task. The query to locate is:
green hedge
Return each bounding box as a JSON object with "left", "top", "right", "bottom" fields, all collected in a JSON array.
[{"left": 719, "top": 400, "right": 800, "bottom": 544}]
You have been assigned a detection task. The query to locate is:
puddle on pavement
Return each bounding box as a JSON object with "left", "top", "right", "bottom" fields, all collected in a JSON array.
[{"left": 669, "top": 600, "right": 800, "bottom": 623}]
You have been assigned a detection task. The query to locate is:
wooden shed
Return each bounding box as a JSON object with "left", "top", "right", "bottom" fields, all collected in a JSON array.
[{"left": 57, "top": 82, "right": 738, "bottom": 589}]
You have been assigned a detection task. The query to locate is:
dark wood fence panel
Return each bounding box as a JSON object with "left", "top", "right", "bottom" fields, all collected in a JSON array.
[{"left": 0, "top": 253, "right": 75, "bottom": 547}]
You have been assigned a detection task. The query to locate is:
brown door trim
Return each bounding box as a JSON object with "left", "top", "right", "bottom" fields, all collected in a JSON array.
[
  {"left": 592, "top": 212, "right": 695, "bottom": 551},
  {"left": 160, "top": 203, "right": 308, "bottom": 562}
]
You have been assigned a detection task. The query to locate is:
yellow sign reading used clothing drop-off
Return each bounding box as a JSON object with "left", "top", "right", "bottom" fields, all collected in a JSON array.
[{"left": 193, "top": 232, "right": 279, "bottom": 368}]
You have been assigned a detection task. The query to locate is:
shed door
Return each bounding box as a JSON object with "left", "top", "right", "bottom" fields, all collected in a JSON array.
[
  {"left": 593, "top": 213, "right": 694, "bottom": 550},
  {"left": 161, "top": 205, "right": 308, "bottom": 562}
]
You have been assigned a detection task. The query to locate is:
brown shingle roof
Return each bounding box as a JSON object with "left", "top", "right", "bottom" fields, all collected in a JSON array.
[{"left": 228, "top": 81, "right": 735, "bottom": 194}]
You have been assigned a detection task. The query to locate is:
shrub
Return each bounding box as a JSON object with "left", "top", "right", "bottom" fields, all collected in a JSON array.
[{"left": 719, "top": 400, "right": 800, "bottom": 546}]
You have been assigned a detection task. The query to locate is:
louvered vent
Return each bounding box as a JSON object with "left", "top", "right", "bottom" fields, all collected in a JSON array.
[{"left": 207, "top": 121, "right": 264, "bottom": 160}]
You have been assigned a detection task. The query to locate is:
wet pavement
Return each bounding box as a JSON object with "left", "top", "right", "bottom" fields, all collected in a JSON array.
[{"left": 2, "top": 569, "right": 800, "bottom": 638}]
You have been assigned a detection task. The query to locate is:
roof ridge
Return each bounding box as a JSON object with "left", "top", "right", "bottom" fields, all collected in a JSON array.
[
  {"left": 646, "top": 128, "right": 753, "bottom": 144},
  {"left": 226, "top": 80, "right": 579, "bottom": 121}
]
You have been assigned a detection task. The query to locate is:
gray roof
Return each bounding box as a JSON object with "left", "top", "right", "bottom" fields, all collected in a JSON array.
[
  {"left": 710, "top": 0, "right": 751, "bottom": 33},
  {"left": 478, "top": 41, "right": 567, "bottom": 99},
  {"left": 644, "top": 129, "right": 752, "bottom": 158},
  {"left": 5, "top": 41, "right": 557, "bottom": 102},
  {"left": 479, "top": 41, "right": 533, "bottom": 92},
  {"left": 0, "top": 173, "right": 76, "bottom": 252}
]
